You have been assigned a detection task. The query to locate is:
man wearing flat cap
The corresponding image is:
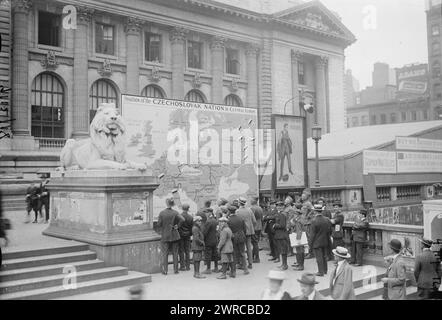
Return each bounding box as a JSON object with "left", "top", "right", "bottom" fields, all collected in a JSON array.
[
  {"left": 178, "top": 204, "right": 194, "bottom": 271},
  {"left": 191, "top": 215, "right": 205, "bottom": 279},
  {"left": 294, "top": 272, "right": 326, "bottom": 300},
  {"left": 414, "top": 237, "right": 441, "bottom": 300},
  {"left": 217, "top": 216, "right": 234, "bottom": 279},
  {"left": 263, "top": 200, "right": 278, "bottom": 261},
  {"left": 381, "top": 239, "right": 407, "bottom": 300},
  {"left": 329, "top": 246, "right": 355, "bottom": 300},
  {"left": 350, "top": 209, "right": 369, "bottom": 266}
]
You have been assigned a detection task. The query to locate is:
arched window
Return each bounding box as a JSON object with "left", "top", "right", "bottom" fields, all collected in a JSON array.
[
  {"left": 141, "top": 85, "right": 165, "bottom": 98},
  {"left": 89, "top": 79, "right": 118, "bottom": 122},
  {"left": 224, "top": 94, "right": 243, "bottom": 107},
  {"left": 31, "top": 72, "right": 65, "bottom": 138},
  {"left": 184, "top": 89, "right": 206, "bottom": 103}
]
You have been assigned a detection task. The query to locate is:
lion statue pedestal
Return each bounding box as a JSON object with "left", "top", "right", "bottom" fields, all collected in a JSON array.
[
  {"left": 43, "top": 103, "right": 162, "bottom": 274},
  {"left": 43, "top": 170, "right": 162, "bottom": 274}
]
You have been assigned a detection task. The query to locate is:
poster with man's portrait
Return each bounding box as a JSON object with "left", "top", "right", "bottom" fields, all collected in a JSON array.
[{"left": 273, "top": 115, "right": 306, "bottom": 189}]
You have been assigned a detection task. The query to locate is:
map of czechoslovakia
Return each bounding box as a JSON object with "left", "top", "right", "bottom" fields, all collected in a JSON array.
[{"left": 122, "top": 95, "right": 260, "bottom": 219}]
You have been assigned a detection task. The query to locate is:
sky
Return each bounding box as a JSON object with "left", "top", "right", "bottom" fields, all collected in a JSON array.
[{"left": 320, "top": 0, "right": 428, "bottom": 90}]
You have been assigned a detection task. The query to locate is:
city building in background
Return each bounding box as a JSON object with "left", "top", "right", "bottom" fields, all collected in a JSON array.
[
  {"left": 426, "top": 0, "right": 442, "bottom": 119},
  {"left": 0, "top": 0, "right": 355, "bottom": 180}
]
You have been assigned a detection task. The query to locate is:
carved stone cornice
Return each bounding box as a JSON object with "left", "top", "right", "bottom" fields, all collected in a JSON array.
[
  {"left": 210, "top": 36, "right": 226, "bottom": 50},
  {"left": 245, "top": 44, "right": 260, "bottom": 57},
  {"left": 125, "top": 17, "right": 142, "bottom": 35},
  {"left": 77, "top": 6, "right": 94, "bottom": 25},
  {"left": 291, "top": 50, "right": 304, "bottom": 62},
  {"left": 169, "top": 27, "right": 188, "bottom": 44},
  {"left": 315, "top": 56, "right": 328, "bottom": 67},
  {"left": 12, "top": 0, "right": 31, "bottom": 14}
]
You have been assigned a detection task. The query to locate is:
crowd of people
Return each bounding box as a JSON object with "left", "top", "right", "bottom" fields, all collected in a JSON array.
[{"left": 155, "top": 188, "right": 441, "bottom": 300}]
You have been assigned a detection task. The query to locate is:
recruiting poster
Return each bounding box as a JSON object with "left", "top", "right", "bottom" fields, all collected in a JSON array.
[
  {"left": 273, "top": 115, "right": 305, "bottom": 189},
  {"left": 121, "top": 95, "right": 259, "bottom": 219}
]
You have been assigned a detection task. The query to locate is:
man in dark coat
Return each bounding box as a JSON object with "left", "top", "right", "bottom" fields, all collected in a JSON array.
[
  {"left": 309, "top": 204, "right": 332, "bottom": 276},
  {"left": 178, "top": 204, "right": 194, "bottom": 271},
  {"left": 350, "top": 209, "right": 369, "bottom": 266},
  {"left": 39, "top": 178, "right": 50, "bottom": 223},
  {"left": 316, "top": 198, "right": 333, "bottom": 261},
  {"left": 290, "top": 206, "right": 306, "bottom": 271},
  {"left": 250, "top": 197, "right": 263, "bottom": 263},
  {"left": 227, "top": 205, "right": 249, "bottom": 276},
  {"left": 274, "top": 201, "right": 289, "bottom": 270},
  {"left": 294, "top": 272, "right": 327, "bottom": 300},
  {"left": 414, "top": 237, "right": 442, "bottom": 300},
  {"left": 331, "top": 201, "right": 345, "bottom": 249},
  {"left": 236, "top": 197, "right": 256, "bottom": 269},
  {"left": 26, "top": 183, "right": 41, "bottom": 223},
  {"left": 202, "top": 211, "right": 219, "bottom": 274},
  {"left": 157, "top": 198, "right": 184, "bottom": 275}
]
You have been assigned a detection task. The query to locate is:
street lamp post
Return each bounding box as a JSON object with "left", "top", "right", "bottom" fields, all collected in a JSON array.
[{"left": 311, "top": 125, "right": 322, "bottom": 187}]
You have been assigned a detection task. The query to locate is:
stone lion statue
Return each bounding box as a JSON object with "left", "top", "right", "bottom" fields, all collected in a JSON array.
[{"left": 59, "top": 103, "right": 147, "bottom": 171}]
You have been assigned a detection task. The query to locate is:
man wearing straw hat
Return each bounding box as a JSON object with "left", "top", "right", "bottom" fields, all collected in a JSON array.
[
  {"left": 381, "top": 239, "right": 407, "bottom": 300},
  {"left": 329, "top": 246, "right": 355, "bottom": 300},
  {"left": 414, "top": 237, "right": 441, "bottom": 300},
  {"left": 294, "top": 272, "right": 326, "bottom": 300},
  {"left": 261, "top": 270, "right": 292, "bottom": 300}
]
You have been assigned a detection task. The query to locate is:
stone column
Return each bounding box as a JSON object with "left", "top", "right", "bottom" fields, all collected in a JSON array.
[
  {"left": 210, "top": 36, "right": 226, "bottom": 104},
  {"left": 125, "top": 17, "right": 142, "bottom": 95},
  {"left": 72, "top": 6, "right": 93, "bottom": 138},
  {"left": 246, "top": 44, "right": 259, "bottom": 111},
  {"left": 169, "top": 27, "right": 187, "bottom": 100},
  {"left": 291, "top": 50, "right": 303, "bottom": 115},
  {"left": 11, "top": 0, "right": 31, "bottom": 136},
  {"left": 315, "top": 56, "right": 328, "bottom": 129}
]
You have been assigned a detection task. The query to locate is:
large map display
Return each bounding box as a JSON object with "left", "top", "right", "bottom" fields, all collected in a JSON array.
[{"left": 121, "top": 95, "right": 259, "bottom": 219}]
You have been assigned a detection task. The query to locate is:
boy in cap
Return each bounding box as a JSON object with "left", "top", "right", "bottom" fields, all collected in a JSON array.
[
  {"left": 191, "top": 216, "right": 206, "bottom": 279},
  {"left": 381, "top": 239, "right": 407, "bottom": 300},
  {"left": 414, "top": 237, "right": 441, "bottom": 300},
  {"left": 217, "top": 217, "right": 234, "bottom": 279},
  {"left": 261, "top": 270, "right": 292, "bottom": 300}
]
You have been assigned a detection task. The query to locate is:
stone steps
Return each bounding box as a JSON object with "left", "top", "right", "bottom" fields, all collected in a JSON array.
[{"left": 0, "top": 243, "right": 151, "bottom": 300}]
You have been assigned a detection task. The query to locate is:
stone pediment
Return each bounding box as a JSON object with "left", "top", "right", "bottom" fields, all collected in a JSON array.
[{"left": 274, "top": 1, "right": 355, "bottom": 43}]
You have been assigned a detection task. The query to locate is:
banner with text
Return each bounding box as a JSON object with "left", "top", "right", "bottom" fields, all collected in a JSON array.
[
  {"left": 396, "top": 136, "right": 442, "bottom": 152},
  {"left": 397, "top": 152, "right": 442, "bottom": 173},
  {"left": 363, "top": 150, "right": 397, "bottom": 175}
]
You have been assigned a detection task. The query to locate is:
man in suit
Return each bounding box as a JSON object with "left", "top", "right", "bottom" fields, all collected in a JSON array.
[
  {"left": 250, "top": 197, "right": 263, "bottom": 263},
  {"left": 350, "top": 209, "right": 369, "bottom": 266},
  {"left": 291, "top": 205, "right": 306, "bottom": 271},
  {"left": 202, "top": 211, "right": 219, "bottom": 274},
  {"left": 227, "top": 205, "right": 249, "bottom": 276},
  {"left": 331, "top": 201, "right": 345, "bottom": 249},
  {"left": 284, "top": 196, "right": 296, "bottom": 258},
  {"left": 309, "top": 204, "right": 332, "bottom": 276},
  {"left": 300, "top": 189, "right": 314, "bottom": 259},
  {"left": 294, "top": 272, "right": 327, "bottom": 300},
  {"left": 274, "top": 201, "right": 289, "bottom": 270},
  {"left": 329, "top": 246, "right": 355, "bottom": 300},
  {"left": 414, "top": 237, "right": 442, "bottom": 300},
  {"left": 191, "top": 216, "right": 205, "bottom": 279},
  {"left": 236, "top": 197, "right": 256, "bottom": 269},
  {"left": 381, "top": 239, "right": 407, "bottom": 300},
  {"left": 157, "top": 198, "right": 184, "bottom": 275},
  {"left": 178, "top": 204, "right": 194, "bottom": 271}
]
